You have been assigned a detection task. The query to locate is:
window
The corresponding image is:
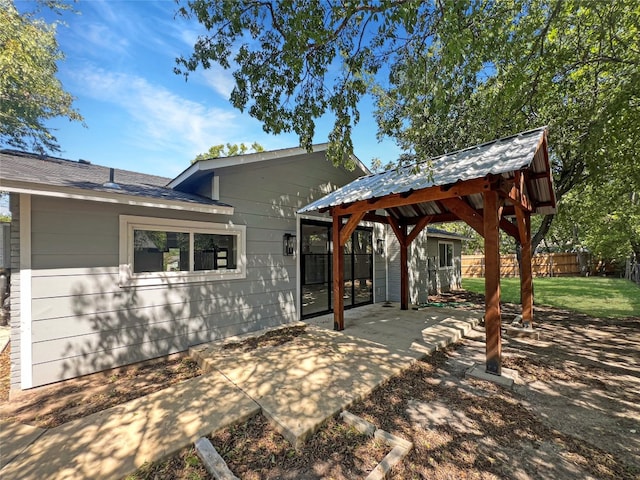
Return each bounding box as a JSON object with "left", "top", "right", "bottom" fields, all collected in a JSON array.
[
  {"left": 439, "top": 242, "right": 454, "bottom": 268},
  {"left": 120, "top": 215, "right": 246, "bottom": 286}
]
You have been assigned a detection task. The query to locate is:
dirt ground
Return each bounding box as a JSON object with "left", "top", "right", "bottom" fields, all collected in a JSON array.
[
  {"left": 0, "top": 350, "right": 202, "bottom": 428},
  {"left": 0, "top": 326, "right": 307, "bottom": 428},
  {"left": 1, "top": 293, "right": 639, "bottom": 479}
]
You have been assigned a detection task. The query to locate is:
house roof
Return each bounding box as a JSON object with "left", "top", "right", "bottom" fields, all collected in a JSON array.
[
  {"left": 0, "top": 150, "right": 234, "bottom": 214},
  {"left": 425, "top": 227, "right": 470, "bottom": 241},
  {"left": 168, "top": 143, "right": 370, "bottom": 191},
  {"left": 299, "top": 127, "right": 555, "bottom": 218}
]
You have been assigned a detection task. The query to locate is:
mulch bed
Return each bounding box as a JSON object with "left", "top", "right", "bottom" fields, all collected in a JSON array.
[
  {"left": 210, "top": 414, "right": 389, "bottom": 480},
  {"left": 0, "top": 354, "right": 202, "bottom": 429},
  {"left": 221, "top": 324, "right": 307, "bottom": 352},
  {"left": 0, "top": 325, "right": 308, "bottom": 429}
]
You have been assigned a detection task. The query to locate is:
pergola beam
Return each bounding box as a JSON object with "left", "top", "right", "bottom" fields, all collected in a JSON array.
[
  {"left": 333, "top": 177, "right": 494, "bottom": 216},
  {"left": 359, "top": 207, "right": 526, "bottom": 227},
  {"left": 498, "top": 172, "right": 533, "bottom": 212},
  {"left": 499, "top": 217, "right": 521, "bottom": 242},
  {"left": 406, "top": 215, "right": 433, "bottom": 245},
  {"left": 363, "top": 212, "right": 389, "bottom": 224},
  {"left": 438, "top": 197, "right": 484, "bottom": 236},
  {"left": 386, "top": 212, "right": 405, "bottom": 245},
  {"left": 339, "top": 211, "right": 366, "bottom": 246}
]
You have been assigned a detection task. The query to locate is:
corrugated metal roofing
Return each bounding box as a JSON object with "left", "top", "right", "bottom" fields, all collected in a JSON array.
[
  {"left": 0, "top": 150, "right": 232, "bottom": 209},
  {"left": 299, "top": 127, "right": 555, "bottom": 215}
]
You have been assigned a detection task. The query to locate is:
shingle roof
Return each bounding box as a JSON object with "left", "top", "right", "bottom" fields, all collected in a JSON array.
[
  {"left": 0, "top": 150, "right": 232, "bottom": 210},
  {"left": 426, "top": 227, "right": 470, "bottom": 240},
  {"left": 299, "top": 127, "right": 555, "bottom": 216}
]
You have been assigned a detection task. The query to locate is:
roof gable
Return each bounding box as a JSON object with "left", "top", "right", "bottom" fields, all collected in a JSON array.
[
  {"left": 168, "top": 143, "right": 370, "bottom": 191},
  {"left": 0, "top": 150, "right": 233, "bottom": 214}
]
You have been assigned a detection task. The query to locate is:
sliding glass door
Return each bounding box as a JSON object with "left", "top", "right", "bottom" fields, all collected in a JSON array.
[{"left": 300, "top": 220, "right": 373, "bottom": 318}]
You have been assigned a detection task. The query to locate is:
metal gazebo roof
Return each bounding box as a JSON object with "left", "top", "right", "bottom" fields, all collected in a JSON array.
[{"left": 299, "top": 127, "right": 555, "bottom": 221}]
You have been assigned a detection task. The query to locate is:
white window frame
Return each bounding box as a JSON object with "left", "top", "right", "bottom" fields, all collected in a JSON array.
[
  {"left": 119, "top": 215, "right": 246, "bottom": 286},
  {"left": 438, "top": 241, "right": 454, "bottom": 269}
]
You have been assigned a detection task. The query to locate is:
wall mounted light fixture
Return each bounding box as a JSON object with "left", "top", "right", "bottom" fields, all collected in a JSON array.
[
  {"left": 376, "top": 238, "right": 385, "bottom": 255},
  {"left": 283, "top": 233, "right": 296, "bottom": 256}
]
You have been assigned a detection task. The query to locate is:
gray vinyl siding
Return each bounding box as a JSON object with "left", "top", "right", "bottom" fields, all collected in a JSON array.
[
  {"left": 0, "top": 222, "right": 10, "bottom": 268},
  {"left": 409, "top": 230, "right": 430, "bottom": 305},
  {"left": 373, "top": 223, "right": 386, "bottom": 302},
  {"left": 427, "top": 239, "right": 442, "bottom": 293},
  {"left": 387, "top": 226, "right": 400, "bottom": 302},
  {"left": 9, "top": 194, "right": 21, "bottom": 391},
  {"left": 25, "top": 151, "right": 364, "bottom": 388},
  {"left": 386, "top": 225, "right": 463, "bottom": 302},
  {"left": 454, "top": 241, "right": 462, "bottom": 288}
]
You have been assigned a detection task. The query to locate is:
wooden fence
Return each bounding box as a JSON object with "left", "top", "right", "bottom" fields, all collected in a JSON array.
[{"left": 462, "top": 253, "right": 581, "bottom": 278}]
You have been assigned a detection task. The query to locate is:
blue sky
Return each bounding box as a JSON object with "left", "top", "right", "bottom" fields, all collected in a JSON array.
[{"left": 16, "top": 0, "right": 403, "bottom": 179}]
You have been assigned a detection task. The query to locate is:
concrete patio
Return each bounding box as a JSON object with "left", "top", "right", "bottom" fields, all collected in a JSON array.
[
  {"left": 1, "top": 303, "right": 481, "bottom": 480},
  {"left": 193, "top": 303, "right": 481, "bottom": 448}
]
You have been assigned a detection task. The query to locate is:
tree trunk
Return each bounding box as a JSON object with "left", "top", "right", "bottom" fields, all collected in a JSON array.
[{"left": 532, "top": 214, "right": 555, "bottom": 254}]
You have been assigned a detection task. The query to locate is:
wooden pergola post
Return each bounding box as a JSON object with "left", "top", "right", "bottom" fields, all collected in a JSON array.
[
  {"left": 515, "top": 207, "right": 533, "bottom": 327},
  {"left": 331, "top": 210, "right": 366, "bottom": 331},
  {"left": 386, "top": 215, "right": 414, "bottom": 311},
  {"left": 483, "top": 190, "right": 502, "bottom": 375},
  {"left": 332, "top": 212, "right": 345, "bottom": 331}
]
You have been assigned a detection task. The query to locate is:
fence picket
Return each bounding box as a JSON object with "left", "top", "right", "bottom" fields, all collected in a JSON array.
[{"left": 462, "top": 253, "right": 582, "bottom": 278}]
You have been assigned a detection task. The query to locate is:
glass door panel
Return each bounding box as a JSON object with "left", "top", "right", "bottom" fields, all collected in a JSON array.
[
  {"left": 301, "top": 220, "right": 373, "bottom": 318},
  {"left": 353, "top": 253, "right": 373, "bottom": 305},
  {"left": 301, "top": 223, "right": 330, "bottom": 317}
]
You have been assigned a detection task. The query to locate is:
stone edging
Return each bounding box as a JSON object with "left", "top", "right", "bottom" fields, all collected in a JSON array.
[
  {"left": 340, "top": 410, "right": 413, "bottom": 480},
  {"left": 194, "top": 410, "right": 413, "bottom": 480},
  {"left": 194, "top": 437, "right": 239, "bottom": 480}
]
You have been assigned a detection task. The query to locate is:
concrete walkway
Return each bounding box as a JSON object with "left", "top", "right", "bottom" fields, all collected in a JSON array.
[
  {"left": 1, "top": 373, "right": 260, "bottom": 479},
  {"left": 0, "top": 303, "right": 480, "bottom": 479}
]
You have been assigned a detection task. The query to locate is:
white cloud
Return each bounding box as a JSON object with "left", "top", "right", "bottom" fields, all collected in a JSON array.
[
  {"left": 77, "top": 23, "right": 130, "bottom": 56},
  {"left": 172, "top": 24, "right": 237, "bottom": 99},
  {"left": 87, "top": 0, "right": 120, "bottom": 25},
  {"left": 75, "top": 1, "right": 179, "bottom": 59},
  {"left": 177, "top": 27, "right": 200, "bottom": 49},
  {"left": 201, "top": 68, "right": 236, "bottom": 98},
  {"left": 72, "top": 68, "right": 240, "bottom": 157}
]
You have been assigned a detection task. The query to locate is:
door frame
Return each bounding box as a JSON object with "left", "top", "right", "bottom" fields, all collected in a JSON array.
[{"left": 299, "top": 218, "right": 373, "bottom": 319}]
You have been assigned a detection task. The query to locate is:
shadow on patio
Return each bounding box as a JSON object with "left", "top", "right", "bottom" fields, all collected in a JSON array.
[{"left": 193, "top": 303, "right": 482, "bottom": 447}]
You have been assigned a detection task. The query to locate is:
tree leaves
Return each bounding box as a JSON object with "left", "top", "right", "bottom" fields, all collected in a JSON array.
[
  {"left": 176, "top": 0, "right": 639, "bottom": 258},
  {"left": 0, "top": 0, "right": 83, "bottom": 153},
  {"left": 176, "top": 0, "right": 431, "bottom": 166},
  {"left": 192, "top": 142, "right": 264, "bottom": 162}
]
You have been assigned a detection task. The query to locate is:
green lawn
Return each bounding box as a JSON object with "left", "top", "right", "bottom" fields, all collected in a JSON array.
[{"left": 461, "top": 277, "right": 640, "bottom": 318}]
